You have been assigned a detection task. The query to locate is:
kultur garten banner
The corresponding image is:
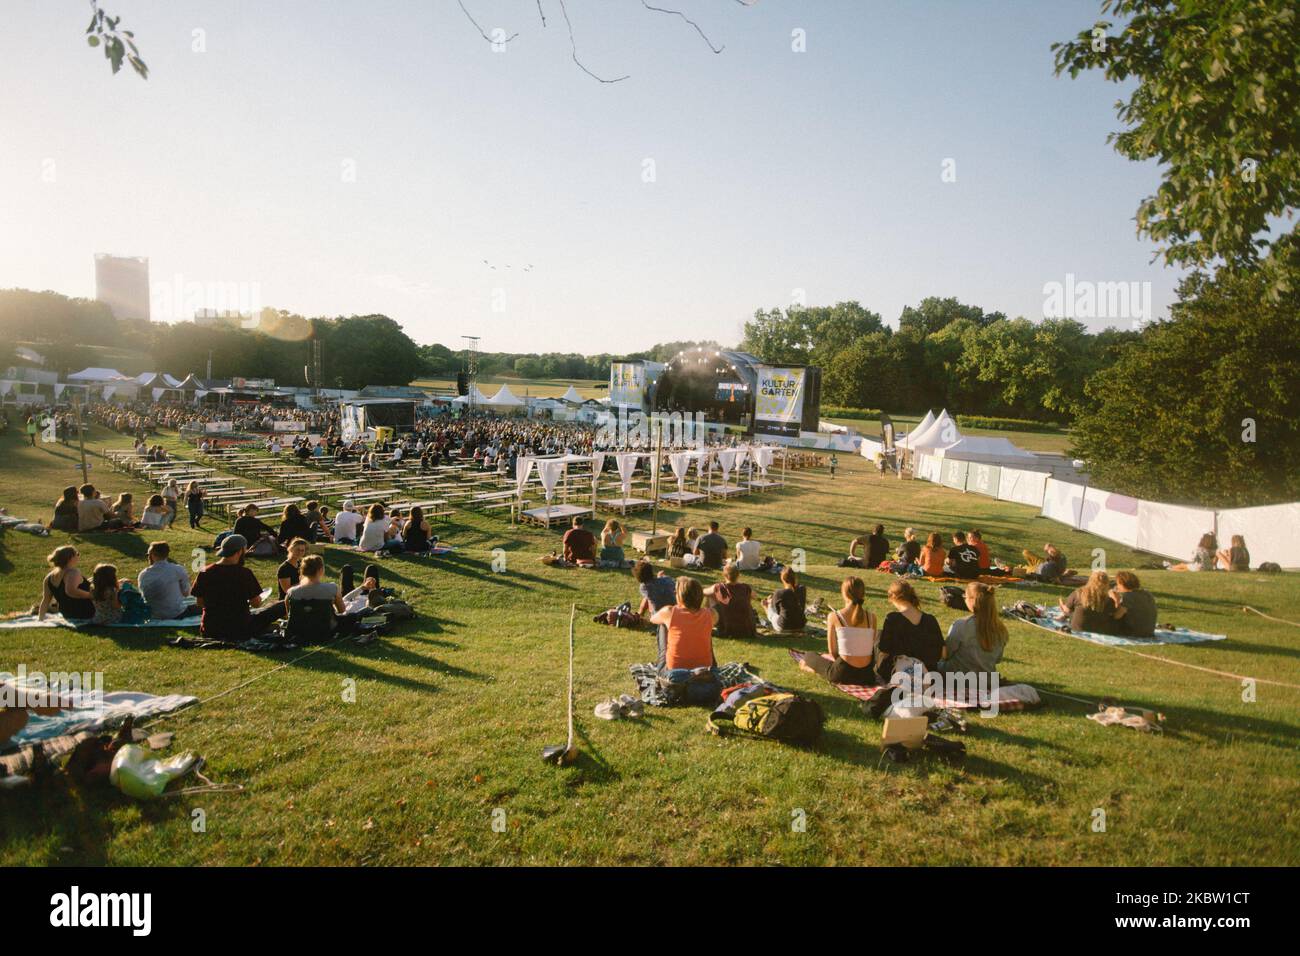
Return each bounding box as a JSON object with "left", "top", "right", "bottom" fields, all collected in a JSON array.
[{"left": 754, "top": 366, "right": 805, "bottom": 438}]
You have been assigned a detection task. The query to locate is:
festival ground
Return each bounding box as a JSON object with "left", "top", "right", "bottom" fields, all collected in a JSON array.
[{"left": 1, "top": 424, "right": 1297, "bottom": 866}]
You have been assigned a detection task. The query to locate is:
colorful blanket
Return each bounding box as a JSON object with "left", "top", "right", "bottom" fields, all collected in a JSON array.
[
  {"left": 2, "top": 689, "right": 198, "bottom": 749},
  {"left": 1005, "top": 607, "right": 1227, "bottom": 647},
  {"left": 787, "top": 650, "right": 1041, "bottom": 712},
  {"left": 0, "top": 612, "right": 202, "bottom": 630},
  {"left": 629, "top": 661, "right": 760, "bottom": 707}
]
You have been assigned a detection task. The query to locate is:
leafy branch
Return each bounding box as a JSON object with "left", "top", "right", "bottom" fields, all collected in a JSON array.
[{"left": 85, "top": 0, "right": 147, "bottom": 78}]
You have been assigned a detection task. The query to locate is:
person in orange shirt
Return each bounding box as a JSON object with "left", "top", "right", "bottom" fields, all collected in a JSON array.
[
  {"left": 969, "top": 528, "right": 992, "bottom": 570},
  {"left": 918, "top": 532, "right": 947, "bottom": 577},
  {"left": 649, "top": 577, "right": 718, "bottom": 671}
]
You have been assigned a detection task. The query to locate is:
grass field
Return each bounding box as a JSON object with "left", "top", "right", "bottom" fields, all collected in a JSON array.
[{"left": 2, "top": 424, "right": 1298, "bottom": 866}]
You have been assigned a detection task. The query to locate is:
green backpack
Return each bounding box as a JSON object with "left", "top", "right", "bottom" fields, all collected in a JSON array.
[{"left": 712, "top": 692, "right": 824, "bottom": 745}]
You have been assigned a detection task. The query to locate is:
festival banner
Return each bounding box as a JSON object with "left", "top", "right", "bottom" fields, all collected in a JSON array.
[
  {"left": 608, "top": 363, "right": 645, "bottom": 407},
  {"left": 754, "top": 366, "right": 806, "bottom": 438}
]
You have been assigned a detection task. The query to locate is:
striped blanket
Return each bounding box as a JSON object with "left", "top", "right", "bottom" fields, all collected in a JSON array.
[{"left": 1005, "top": 606, "right": 1227, "bottom": 647}]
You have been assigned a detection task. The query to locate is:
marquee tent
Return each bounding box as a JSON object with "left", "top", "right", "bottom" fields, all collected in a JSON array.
[
  {"left": 451, "top": 385, "right": 491, "bottom": 406},
  {"left": 67, "top": 367, "right": 130, "bottom": 383},
  {"left": 899, "top": 409, "right": 936, "bottom": 448},
  {"left": 905, "top": 409, "right": 960, "bottom": 451},
  {"left": 933, "top": 435, "right": 1038, "bottom": 465},
  {"left": 484, "top": 384, "right": 525, "bottom": 407},
  {"left": 560, "top": 385, "right": 584, "bottom": 404}
]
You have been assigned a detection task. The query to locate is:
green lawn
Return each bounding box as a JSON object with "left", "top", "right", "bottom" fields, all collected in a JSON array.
[{"left": 1, "top": 424, "right": 1297, "bottom": 866}]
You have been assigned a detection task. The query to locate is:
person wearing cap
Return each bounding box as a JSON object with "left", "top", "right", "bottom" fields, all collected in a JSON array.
[
  {"left": 333, "top": 501, "right": 363, "bottom": 546},
  {"left": 190, "top": 535, "right": 285, "bottom": 644}
]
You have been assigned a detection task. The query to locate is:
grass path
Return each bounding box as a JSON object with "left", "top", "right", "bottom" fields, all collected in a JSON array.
[{"left": 1, "top": 425, "right": 1297, "bottom": 865}]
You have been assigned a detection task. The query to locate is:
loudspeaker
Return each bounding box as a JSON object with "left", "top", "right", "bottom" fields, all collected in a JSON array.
[{"left": 456, "top": 372, "right": 469, "bottom": 396}]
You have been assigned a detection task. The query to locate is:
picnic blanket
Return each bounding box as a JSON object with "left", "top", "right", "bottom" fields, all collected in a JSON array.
[
  {"left": 0, "top": 612, "right": 202, "bottom": 630},
  {"left": 2, "top": 688, "right": 198, "bottom": 750},
  {"left": 787, "top": 650, "right": 1041, "bottom": 712},
  {"left": 874, "top": 567, "right": 1026, "bottom": 585},
  {"left": 1004, "top": 606, "right": 1227, "bottom": 647},
  {"left": 0, "top": 514, "right": 50, "bottom": 537},
  {"left": 629, "top": 661, "right": 760, "bottom": 707}
]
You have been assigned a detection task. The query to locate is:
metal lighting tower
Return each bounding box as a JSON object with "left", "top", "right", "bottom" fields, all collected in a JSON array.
[{"left": 462, "top": 335, "right": 480, "bottom": 415}]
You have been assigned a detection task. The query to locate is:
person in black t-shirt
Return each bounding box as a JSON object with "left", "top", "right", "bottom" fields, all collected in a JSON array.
[
  {"left": 694, "top": 521, "right": 727, "bottom": 570},
  {"left": 945, "top": 531, "right": 983, "bottom": 579},
  {"left": 191, "top": 535, "right": 285, "bottom": 644},
  {"left": 277, "top": 537, "right": 309, "bottom": 598},
  {"left": 876, "top": 579, "right": 944, "bottom": 682}
]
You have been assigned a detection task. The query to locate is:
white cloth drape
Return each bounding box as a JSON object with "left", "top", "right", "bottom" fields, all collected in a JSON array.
[
  {"left": 102, "top": 386, "right": 116, "bottom": 400},
  {"left": 152, "top": 387, "right": 166, "bottom": 400},
  {"left": 668, "top": 452, "right": 692, "bottom": 493},
  {"left": 717, "top": 448, "right": 737, "bottom": 484},
  {"left": 615, "top": 452, "right": 640, "bottom": 498},
  {"left": 515, "top": 457, "right": 535, "bottom": 496},
  {"left": 590, "top": 452, "right": 607, "bottom": 492},
  {"left": 537, "top": 460, "right": 566, "bottom": 501},
  {"left": 753, "top": 446, "right": 774, "bottom": 474}
]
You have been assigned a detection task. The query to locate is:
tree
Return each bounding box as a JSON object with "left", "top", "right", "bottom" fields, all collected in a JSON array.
[
  {"left": 1053, "top": 0, "right": 1300, "bottom": 282},
  {"left": 514, "top": 356, "right": 544, "bottom": 379},
  {"left": 899, "top": 297, "right": 1003, "bottom": 337},
  {"left": 740, "top": 302, "right": 884, "bottom": 366},
  {"left": 1069, "top": 262, "right": 1300, "bottom": 506}
]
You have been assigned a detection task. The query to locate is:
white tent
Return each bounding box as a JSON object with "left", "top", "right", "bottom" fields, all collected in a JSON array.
[
  {"left": 484, "top": 384, "right": 525, "bottom": 407},
  {"left": 560, "top": 385, "right": 584, "bottom": 404},
  {"left": 934, "top": 435, "right": 1037, "bottom": 464},
  {"left": 451, "top": 385, "right": 491, "bottom": 406},
  {"left": 67, "top": 367, "right": 129, "bottom": 383},
  {"left": 900, "top": 410, "right": 936, "bottom": 447},
  {"left": 906, "top": 409, "right": 960, "bottom": 451}
]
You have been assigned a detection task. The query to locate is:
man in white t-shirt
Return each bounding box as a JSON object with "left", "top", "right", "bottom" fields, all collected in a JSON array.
[{"left": 333, "top": 501, "right": 364, "bottom": 545}]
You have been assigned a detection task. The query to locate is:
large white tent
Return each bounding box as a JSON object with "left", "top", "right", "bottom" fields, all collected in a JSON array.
[
  {"left": 899, "top": 409, "right": 937, "bottom": 448},
  {"left": 559, "top": 385, "right": 584, "bottom": 404},
  {"left": 934, "top": 435, "right": 1038, "bottom": 464},
  {"left": 451, "top": 385, "right": 491, "bottom": 406},
  {"left": 484, "top": 384, "right": 525, "bottom": 407},
  {"left": 906, "top": 409, "right": 960, "bottom": 451},
  {"left": 67, "top": 367, "right": 130, "bottom": 383}
]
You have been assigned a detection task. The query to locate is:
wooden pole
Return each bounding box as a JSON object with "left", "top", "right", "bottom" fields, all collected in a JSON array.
[
  {"left": 651, "top": 424, "right": 662, "bottom": 534},
  {"left": 74, "top": 396, "right": 89, "bottom": 486}
]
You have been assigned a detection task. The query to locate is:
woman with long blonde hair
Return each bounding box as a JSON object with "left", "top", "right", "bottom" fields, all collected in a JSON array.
[
  {"left": 942, "top": 581, "right": 1008, "bottom": 676},
  {"left": 1060, "top": 570, "right": 1119, "bottom": 633},
  {"left": 599, "top": 518, "right": 626, "bottom": 565},
  {"left": 796, "top": 576, "right": 878, "bottom": 685}
]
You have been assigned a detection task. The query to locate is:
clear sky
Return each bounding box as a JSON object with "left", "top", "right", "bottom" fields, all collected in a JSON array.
[{"left": 0, "top": 0, "right": 1183, "bottom": 354}]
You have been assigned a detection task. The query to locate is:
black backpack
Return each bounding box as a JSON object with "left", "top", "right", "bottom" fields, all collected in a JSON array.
[
  {"left": 939, "top": 585, "right": 966, "bottom": 610},
  {"left": 711, "top": 692, "right": 824, "bottom": 745}
]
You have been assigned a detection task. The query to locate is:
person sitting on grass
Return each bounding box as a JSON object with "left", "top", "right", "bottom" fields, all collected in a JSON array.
[
  {"left": 694, "top": 520, "right": 728, "bottom": 570},
  {"left": 284, "top": 555, "right": 371, "bottom": 641},
  {"left": 919, "top": 532, "right": 947, "bottom": 577},
  {"left": 88, "top": 563, "right": 149, "bottom": 626},
  {"left": 796, "top": 576, "right": 877, "bottom": 685},
  {"left": 358, "top": 504, "right": 404, "bottom": 554},
  {"left": 703, "top": 562, "right": 757, "bottom": 638},
  {"left": 233, "top": 504, "right": 279, "bottom": 553},
  {"left": 278, "top": 537, "right": 310, "bottom": 598},
  {"left": 561, "top": 516, "right": 597, "bottom": 567},
  {"left": 735, "top": 527, "right": 762, "bottom": 571},
  {"left": 666, "top": 526, "right": 692, "bottom": 563},
  {"left": 1109, "top": 570, "right": 1157, "bottom": 638},
  {"left": 648, "top": 577, "right": 718, "bottom": 672},
  {"left": 191, "top": 534, "right": 285, "bottom": 644},
  {"left": 49, "top": 486, "right": 80, "bottom": 533},
  {"left": 1059, "top": 570, "right": 1118, "bottom": 634},
  {"left": 36, "top": 546, "right": 95, "bottom": 621},
  {"left": 876, "top": 579, "right": 944, "bottom": 684},
  {"left": 1217, "top": 535, "right": 1251, "bottom": 572},
  {"left": 137, "top": 541, "right": 192, "bottom": 621},
  {"left": 599, "top": 519, "right": 626, "bottom": 565},
  {"left": 1168, "top": 533, "right": 1219, "bottom": 572},
  {"left": 1021, "top": 543, "right": 1068, "bottom": 583},
  {"left": 763, "top": 566, "right": 807, "bottom": 633},
  {"left": 940, "top": 581, "right": 1008, "bottom": 679},
  {"left": 303, "top": 500, "right": 327, "bottom": 542},
  {"left": 277, "top": 503, "right": 313, "bottom": 549},
  {"left": 76, "top": 484, "right": 111, "bottom": 533},
  {"left": 895, "top": 527, "right": 921, "bottom": 566},
  {"left": 108, "top": 492, "right": 138, "bottom": 530},
  {"left": 332, "top": 500, "right": 363, "bottom": 546},
  {"left": 847, "top": 524, "right": 890, "bottom": 568},
  {"left": 944, "top": 531, "right": 982, "bottom": 580},
  {"left": 633, "top": 559, "right": 676, "bottom": 617},
  {"left": 140, "top": 494, "right": 170, "bottom": 531},
  {"left": 402, "top": 506, "right": 435, "bottom": 554},
  {"left": 969, "top": 528, "right": 992, "bottom": 570}
]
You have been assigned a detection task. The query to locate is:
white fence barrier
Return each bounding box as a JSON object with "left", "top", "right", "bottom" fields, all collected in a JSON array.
[{"left": 1216, "top": 503, "right": 1300, "bottom": 569}]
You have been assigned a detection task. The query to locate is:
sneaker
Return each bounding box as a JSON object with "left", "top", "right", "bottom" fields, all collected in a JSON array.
[
  {"left": 593, "top": 699, "right": 623, "bottom": 720},
  {"left": 617, "top": 694, "right": 644, "bottom": 718}
]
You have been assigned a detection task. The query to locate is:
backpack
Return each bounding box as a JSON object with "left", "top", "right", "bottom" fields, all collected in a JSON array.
[
  {"left": 1258, "top": 562, "right": 1282, "bottom": 573},
  {"left": 939, "top": 585, "right": 966, "bottom": 610},
  {"left": 593, "top": 602, "right": 643, "bottom": 628},
  {"left": 715, "top": 692, "right": 824, "bottom": 745}
]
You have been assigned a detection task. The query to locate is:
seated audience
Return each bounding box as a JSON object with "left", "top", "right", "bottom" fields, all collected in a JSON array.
[
  {"left": 49, "top": 486, "right": 80, "bottom": 533},
  {"left": 969, "top": 528, "right": 992, "bottom": 569},
  {"left": 561, "top": 516, "right": 597, "bottom": 566},
  {"left": 1169, "top": 533, "right": 1220, "bottom": 572},
  {"left": 107, "top": 492, "right": 137, "bottom": 530},
  {"left": 76, "top": 484, "right": 111, "bottom": 532},
  {"left": 599, "top": 519, "right": 626, "bottom": 564},
  {"left": 944, "top": 531, "right": 982, "bottom": 579},
  {"left": 734, "top": 527, "right": 762, "bottom": 571},
  {"left": 694, "top": 521, "right": 727, "bottom": 570},
  {"left": 233, "top": 504, "right": 278, "bottom": 552},
  {"left": 667, "top": 526, "right": 691, "bottom": 562},
  {"left": 633, "top": 560, "right": 677, "bottom": 616},
  {"left": 1059, "top": 570, "right": 1118, "bottom": 634},
  {"left": 277, "top": 503, "right": 313, "bottom": 548},
  {"left": 941, "top": 581, "right": 1008, "bottom": 677},
  {"left": 37, "top": 546, "right": 95, "bottom": 621},
  {"left": 1110, "top": 570, "right": 1157, "bottom": 638},
  {"left": 137, "top": 541, "right": 192, "bottom": 620},
  {"left": 1217, "top": 535, "right": 1251, "bottom": 572},
  {"left": 303, "top": 500, "right": 327, "bottom": 542},
  {"left": 89, "top": 563, "right": 131, "bottom": 626},
  {"left": 876, "top": 580, "right": 944, "bottom": 683},
  {"left": 278, "top": 538, "right": 310, "bottom": 598},
  {"left": 333, "top": 501, "right": 363, "bottom": 546},
  {"left": 864, "top": 524, "right": 890, "bottom": 567},
  {"left": 190, "top": 535, "right": 285, "bottom": 643},
  {"left": 141, "top": 494, "right": 170, "bottom": 530},
  {"left": 763, "top": 566, "right": 807, "bottom": 633},
  {"left": 704, "top": 563, "right": 757, "bottom": 638},
  {"left": 796, "top": 577, "right": 877, "bottom": 685},
  {"left": 1021, "top": 543, "right": 1068, "bottom": 583},
  {"left": 358, "top": 504, "right": 404, "bottom": 553},
  {"left": 649, "top": 577, "right": 718, "bottom": 672},
  {"left": 919, "top": 532, "right": 947, "bottom": 577},
  {"left": 402, "top": 506, "right": 434, "bottom": 553},
  {"left": 896, "top": 527, "right": 921, "bottom": 565},
  {"left": 284, "top": 555, "right": 370, "bottom": 641}
]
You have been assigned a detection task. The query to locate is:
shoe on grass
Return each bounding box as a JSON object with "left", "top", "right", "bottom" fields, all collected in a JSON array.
[
  {"left": 617, "top": 694, "right": 644, "bottom": 718},
  {"left": 593, "top": 699, "right": 624, "bottom": 720}
]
